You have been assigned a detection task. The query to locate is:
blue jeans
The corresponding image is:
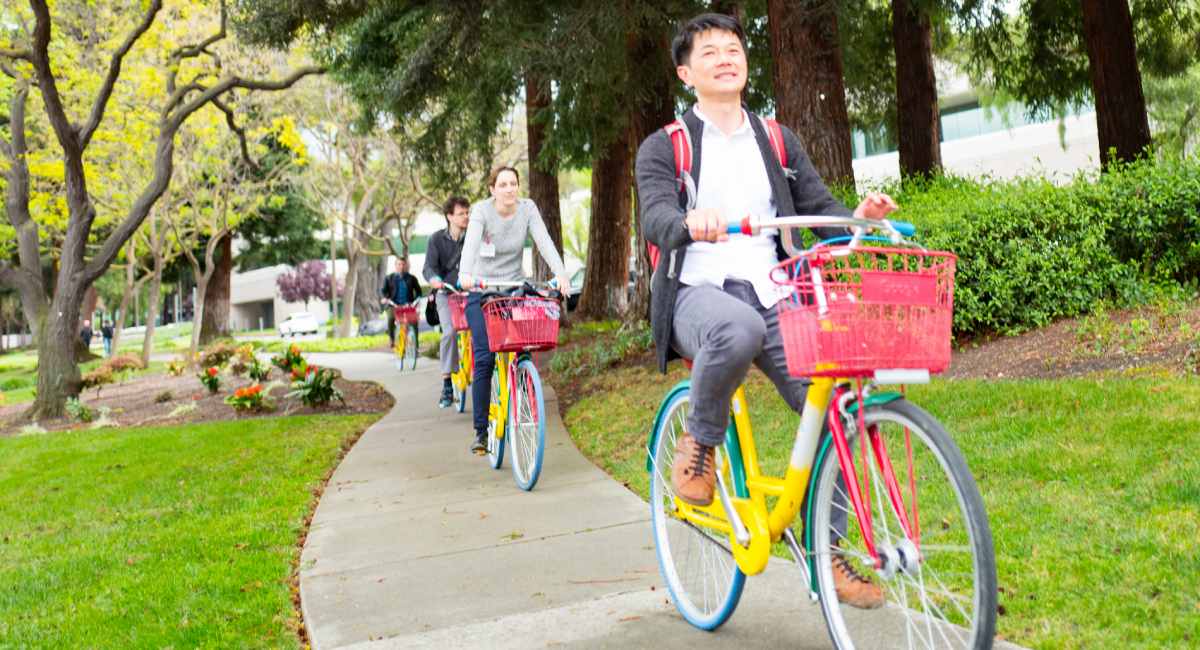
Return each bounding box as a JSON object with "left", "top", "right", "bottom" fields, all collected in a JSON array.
[
  {"left": 466, "top": 292, "right": 496, "bottom": 434},
  {"left": 103, "top": 338, "right": 112, "bottom": 356}
]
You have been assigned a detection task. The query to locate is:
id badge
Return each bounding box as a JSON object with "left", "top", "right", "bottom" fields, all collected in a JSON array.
[{"left": 480, "top": 240, "right": 497, "bottom": 258}]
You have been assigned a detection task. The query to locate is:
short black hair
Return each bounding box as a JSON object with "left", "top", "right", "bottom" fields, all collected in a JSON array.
[
  {"left": 443, "top": 196, "right": 469, "bottom": 215},
  {"left": 671, "top": 13, "right": 747, "bottom": 67}
]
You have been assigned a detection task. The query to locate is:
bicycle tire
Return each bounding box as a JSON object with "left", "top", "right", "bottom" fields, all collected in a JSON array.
[
  {"left": 806, "top": 398, "right": 997, "bottom": 650},
  {"left": 509, "top": 359, "right": 546, "bottom": 491},
  {"left": 405, "top": 325, "right": 419, "bottom": 370},
  {"left": 486, "top": 363, "right": 504, "bottom": 469},
  {"left": 648, "top": 385, "right": 745, "bottom": 631}
]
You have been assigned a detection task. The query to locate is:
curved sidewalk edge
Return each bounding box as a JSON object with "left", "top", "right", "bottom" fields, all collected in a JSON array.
[{"left": 300, "top": 352, "right": 1026, "bottom": 650}]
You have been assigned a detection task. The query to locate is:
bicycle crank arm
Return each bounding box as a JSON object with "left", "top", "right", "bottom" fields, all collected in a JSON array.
[{"left": 715, "top": 465, "right": 751, "bottom": 548}]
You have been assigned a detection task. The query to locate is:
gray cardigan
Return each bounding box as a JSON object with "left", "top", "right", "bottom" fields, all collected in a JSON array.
[{"left": 634, "top": 107, "right": 852, "bottom": 373}]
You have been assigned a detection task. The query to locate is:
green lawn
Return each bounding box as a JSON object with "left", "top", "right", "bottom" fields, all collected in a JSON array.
[
  {"left": 0, "top": 414, "right": 380, "bottom": 647},
  {"left": 559, "top": 364, "right": 1200, "bottom": 649}
]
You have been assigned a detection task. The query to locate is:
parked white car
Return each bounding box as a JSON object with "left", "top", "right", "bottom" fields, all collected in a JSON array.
[{"left": 277, "top": 312, "right": 320, "bottom": 338}]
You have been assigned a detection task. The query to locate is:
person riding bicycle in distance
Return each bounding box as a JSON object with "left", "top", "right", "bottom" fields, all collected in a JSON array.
[
  {"left": 635, "top": 13, "right": 898, "bottom": 609},
  {"left": 382, "top": 258, "right": 422, "bottom": 348}
]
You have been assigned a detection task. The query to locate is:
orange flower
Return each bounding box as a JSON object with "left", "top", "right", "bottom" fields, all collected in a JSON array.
[
  {"left": 207, "top": 367, "right": 219, "bottom": 377},
  {"left": 289, "top": 344, "right": 300, "bottom": 355},
  {"left": 248, "top": 384, "right": 262, "bottom": 395}
]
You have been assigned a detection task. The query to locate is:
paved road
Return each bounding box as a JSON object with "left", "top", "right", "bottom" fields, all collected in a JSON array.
[{"left": 304, "top": 352, "right": 1023, "bottom": 650}]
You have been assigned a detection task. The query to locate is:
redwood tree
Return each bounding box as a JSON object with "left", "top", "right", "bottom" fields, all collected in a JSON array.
[
  {"left": 1079, "top": 0, "right": 1151, "bottom": 167},
  {"left": 892, "top": 0, "right": 941, "bottom": 178},
  {"left": 525, "top": 72, "right": 564, "bottom": 283},
  {"left": 767, "top": 0, "right": 855, "bottom": 184}
]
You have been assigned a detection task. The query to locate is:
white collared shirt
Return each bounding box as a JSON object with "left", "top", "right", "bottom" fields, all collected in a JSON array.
[{"left": 677, "top": 107, "right": 787, "bottom": 308}]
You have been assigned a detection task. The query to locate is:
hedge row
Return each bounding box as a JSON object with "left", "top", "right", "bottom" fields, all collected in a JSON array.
[{"left": 835, "top": 156, "right": 1200, "bottom": 338}]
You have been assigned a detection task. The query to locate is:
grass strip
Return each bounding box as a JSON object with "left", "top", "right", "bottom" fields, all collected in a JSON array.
[{"left": 0, "top": 413, "right": 380, "bottom": 648}]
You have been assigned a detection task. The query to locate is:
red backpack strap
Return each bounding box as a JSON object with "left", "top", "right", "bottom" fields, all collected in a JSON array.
[
  {"left": 764, "top": 117, "right": 787, "bottom": 168},
  {"left": 647, "top": 119, "right": 694, "bottom": 272}
]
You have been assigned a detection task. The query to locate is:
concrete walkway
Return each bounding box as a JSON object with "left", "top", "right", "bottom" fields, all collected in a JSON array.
[{"left": 304, "top": 352, "right": 1022, "bottom": 649}]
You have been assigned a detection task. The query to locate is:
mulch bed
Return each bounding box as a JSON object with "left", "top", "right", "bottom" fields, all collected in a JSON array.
[{"left": 0, "top": 371, "right": 394, "bottom": 437}]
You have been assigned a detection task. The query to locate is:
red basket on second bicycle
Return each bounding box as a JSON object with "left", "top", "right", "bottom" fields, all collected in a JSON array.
[
  {"left": 393, "top": 305, "right": 419, "bottom": 326},
  {"left": 772, "top": 245, "right": 956, "bottom": 378},
  {"left": 447, "top": 293, "right": 470, "bottom": 331},
  {"left": 482, "top": 296, "right": 561, "bottom": 352}
]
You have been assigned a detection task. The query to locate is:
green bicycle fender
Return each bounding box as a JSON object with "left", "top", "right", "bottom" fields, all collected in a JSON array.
[
  {"left": 646, "top": 380, "right": 692, "bottom": 473},
  {"left": 801, "top": 392, "right": 905, "bottom": 595}
]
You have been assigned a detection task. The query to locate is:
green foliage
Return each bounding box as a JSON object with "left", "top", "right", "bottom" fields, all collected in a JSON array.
[
  {"left": 287, "top": 366, "right": 344, "bottom": 408},
  {"left": 1, "top": 377, "right": 31, "bottom": 391},
  {"left": 225, "top": 384, "right": 271, "bottom": 412},
  {"left": 547, "top": 321, "right": 653, "bottom": 383},
  {"left": 270, "top": 343, "right": 306, "bottom": 372},
  {"left": 64, "top": 397, "right": 95, "bottom": 423},
  {"left": 852, "top": 157, "right": 1200, "bottom": 337},
  {"left": 265, "top": 335, "right": 387, "bottom": 354},
  {"left": 197, "top": 367, "right": 221, "bottom": 394},
  {"left": 247, "top": 357, "right": 271, "bottom": 382}
]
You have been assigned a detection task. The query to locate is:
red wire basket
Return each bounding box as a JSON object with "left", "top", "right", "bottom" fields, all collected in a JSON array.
[
  {"left": 448, "top": 293, "right": 470, "bottom": 331},
  {"left": 772, "top": 246, "right": 956, "bottom": 378},
  {"left": 393, "top": 305, "right": 419, "bottom": 326},
  {"left": 482, "top": 297, "right": 561, "bottom": 352}
]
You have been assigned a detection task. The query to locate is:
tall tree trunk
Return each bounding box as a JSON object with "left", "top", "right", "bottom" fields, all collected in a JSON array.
[
  {"left": 339, "top": 248, "right": 359, "bottom": 339},
  {"left": 329, "top": 224, "right": 338, "bottom": 337},
  {"left": 1080, "top": 0, "right": 1151, "bottom": 168},
  {"left": 352, "top": 248, "right": 380, "bottom": 326},
  {"left": 34, "top": 286, "right": 84, "bottom": 418},
  {"left": 142, "top": 255, "right": 164, "bottom": 366},
  {"left": 629, "top": 26, "right": 675, "bottom": 322},
  {"left": 198, "top": 233, "right": 232, "bottom": 343},
  {"left": 577, "top": 127, "right": 634, "bottom": 320},
  {"left": 768, "top": 0, "right": 855, "bottom": 185},
  {"left": 892, "top": 0, "right": 942, "bottom": 178},
  {"left": 189, "top": 275, "right": 210, "bottom": 359},
  {"left": 526, "top": 72, "right": 563, "bottom": 283}
]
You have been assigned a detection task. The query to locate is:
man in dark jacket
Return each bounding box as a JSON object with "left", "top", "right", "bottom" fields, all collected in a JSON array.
[
  {"left": 101, "top": 320, "right": 115, "bottom": 357},
  {"left": 381, "top": 258, "right": 422, "bottom": 348},
  {"left": 423, "top": 196, "right": 469, "bottom": 407},
  {"left": 635, "top": 13, "right": 897, "bottom": 609}
]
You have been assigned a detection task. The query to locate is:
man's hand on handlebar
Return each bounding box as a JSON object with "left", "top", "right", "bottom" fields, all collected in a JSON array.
[
  {"left": 685, "top": 208, "right": 729, "bottom": 243},
  {"left": 853, "top": 192, "right": 899, "bottom": 220}
]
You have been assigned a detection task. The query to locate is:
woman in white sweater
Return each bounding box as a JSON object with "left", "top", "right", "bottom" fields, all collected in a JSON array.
[{"left": 459, "top": 166, "right": 570, "bottom": 454}]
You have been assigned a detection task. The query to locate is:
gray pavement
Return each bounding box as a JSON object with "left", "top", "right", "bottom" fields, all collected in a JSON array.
[{"left": 305, "top": 351, "right": 1023, "bottom": 650}]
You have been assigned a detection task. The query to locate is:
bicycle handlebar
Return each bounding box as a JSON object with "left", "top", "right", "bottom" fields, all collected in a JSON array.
[
  {"left": 458, "top": 278, "right": 561, "bottom": 292},
  {"left": 722, "top": 215, "right": 915, "bottom": 238}
]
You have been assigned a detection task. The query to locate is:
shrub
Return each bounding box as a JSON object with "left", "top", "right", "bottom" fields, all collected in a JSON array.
[
  {"left": 198, "top": 366, "right": 221, "bottom": 394},
  {"left": 841, "top": 156, "right": 1200, "bottom": 338},
  {"left": 166, "top": 359, "right": 188, "bottom": 377},
  {"left": 81, "top": 365, "right": 114, "bottom": 391},
  {"left": 272, "top": 343, "right": 305, "bottom": 372},
  {"left": 225, "top": 384, "right": 271, "bottom": 412},
  {"left": 154, "top": 390, "right": 174, "bottom": 404},
  {"left": 287, "top": 365, "right": 344, "bottom": 408},
  {"left": 248, "top": 358, "right": 271, "bottom": 382},
  {"left": 104, "top": 354, "right": 145, "bottom": 373},
  {"left": 198, "top": 339, "right": 239, "bottom": 369},
  {"left": 65, "top": 397, "right": 95, "bottom": 423}
]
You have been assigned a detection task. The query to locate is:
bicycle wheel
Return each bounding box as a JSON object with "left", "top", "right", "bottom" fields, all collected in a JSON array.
[
  {"left": 405, "top": 324, "right": 419, "bottom": 370},
  {"left": 509, "top": 358, "right": 546, "bottom": 491},
  {"left": 453, "top": 334, "right": 470, "bottom": 413},
  {"left": 393, "top": 335, "right": 406, "bottom": 371},
  {"left": 648, "top": 385, "right": 745, "bottom": 631},
  {"left": 806, "top": 398, "right": 996, "bottom": 650},
  {"left": 486, "top": 363, "right": 504, "bottom": 469}
]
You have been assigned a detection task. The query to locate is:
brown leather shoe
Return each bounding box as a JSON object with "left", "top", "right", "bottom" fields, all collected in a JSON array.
[
  {"left": 671, "top": 433, "right": 716, "bottom": 506},
  {"left": 832, "top": 555, "right": 884, "bottom": 609}
]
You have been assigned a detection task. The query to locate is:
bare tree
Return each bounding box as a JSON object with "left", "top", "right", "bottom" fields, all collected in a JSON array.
[{"left": 0, "top": 1, "right": 321, "bottom": 417}]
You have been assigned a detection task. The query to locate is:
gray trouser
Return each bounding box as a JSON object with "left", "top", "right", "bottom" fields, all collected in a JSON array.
[
  {"left": 435, "top": 292, "right": 459, "bottom": 375},
  {"left": 671, "top": 279, "right": 810, "bottom": 448}
]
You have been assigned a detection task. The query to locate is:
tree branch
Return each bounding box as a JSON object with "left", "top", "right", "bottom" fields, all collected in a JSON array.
[
  {"left": 28, "top": 0, "right": 81, "bottom": 156},
  {"left": 166, "top": 0, "right": 227, "bottom": 95},
  {"left": 211, "top": 97, "right": 257, "bottom": 172},
  {"left": 169, "top": 66, "right": 325, "bottom": 129},
  {"left": 0, "top": 47, "right": 31, "bottom": 62},
  {"left": 79, "top": 0, "right": 164, "bottom": 149}
]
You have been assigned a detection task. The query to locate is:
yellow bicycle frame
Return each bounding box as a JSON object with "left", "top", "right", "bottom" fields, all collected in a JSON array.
[
  {"left": 488, "top": 351, "right": 516, "bottom": 442},
  {"left": 671, "top": 376, "right": 836, "bottom": 576},
  {"left": 451, "top": 330, "right": 473, "bottom": 395}
]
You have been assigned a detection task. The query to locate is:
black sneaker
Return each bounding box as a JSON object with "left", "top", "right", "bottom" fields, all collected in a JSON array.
[
  {"left": 438, "top": 385, "right": 453, "bottom": 409},
  {"left": 470, "top": 431, "right": 487, "bottom": 455}
]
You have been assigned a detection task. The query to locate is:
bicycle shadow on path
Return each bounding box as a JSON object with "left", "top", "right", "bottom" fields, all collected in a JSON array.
[{"left": 302, "top": 352, "right": 1026, "bottom": 650}]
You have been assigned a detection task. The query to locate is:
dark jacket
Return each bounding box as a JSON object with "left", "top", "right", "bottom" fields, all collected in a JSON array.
[
  {"left": 101, "top": 324, "right": 114, "bottom": 339},
  {"left": 634, "top": 106, "right": 852, "bottom": 373},
  {"left": 381, "top": 272, "right": 422, "bottom": 305},
  {"left": 421, "top": 228, "right": 465, "bottom": 288}
]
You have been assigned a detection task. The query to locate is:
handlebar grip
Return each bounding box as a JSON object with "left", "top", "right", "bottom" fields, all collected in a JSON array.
[{"left": 890, "top": 220, "right": 916, "bottom": 237}]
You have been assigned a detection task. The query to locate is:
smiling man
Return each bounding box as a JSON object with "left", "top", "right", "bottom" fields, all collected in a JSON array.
[{"left": 634, "top": 12, "right": 897, "bottom": 609}]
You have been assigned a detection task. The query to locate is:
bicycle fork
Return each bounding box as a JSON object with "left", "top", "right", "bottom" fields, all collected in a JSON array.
[{"left": 827, "top": 384, "right": 921, "bottom": 570}]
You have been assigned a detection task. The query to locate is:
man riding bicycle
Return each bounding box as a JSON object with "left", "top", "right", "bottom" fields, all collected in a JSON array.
[
  {"left": 424, "top": 196, "right": 470, "bottom": 408},
  {"left": 635, "top": 12, "right": 898, "bottom": 609},
  {"left": 381, "top": 257, "right": 422, "bottom": 348}
]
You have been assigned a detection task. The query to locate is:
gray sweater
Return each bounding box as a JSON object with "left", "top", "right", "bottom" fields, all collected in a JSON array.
[{"left": 460, "top": 198, "right": 567, "bottom": 283}]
